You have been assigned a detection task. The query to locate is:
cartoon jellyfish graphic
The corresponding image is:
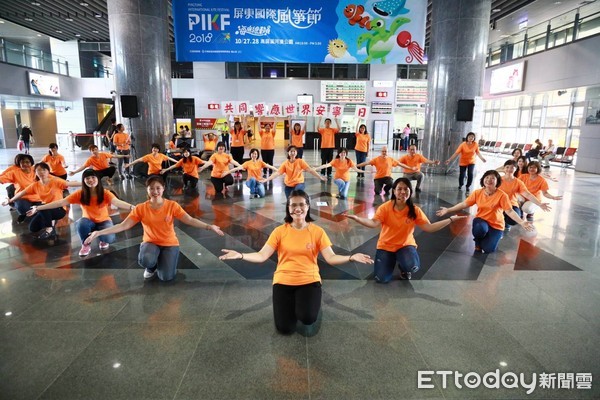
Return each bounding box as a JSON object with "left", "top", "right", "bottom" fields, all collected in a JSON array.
[{"left": 396, "top": 31, "right": 424, "bottom": 64}]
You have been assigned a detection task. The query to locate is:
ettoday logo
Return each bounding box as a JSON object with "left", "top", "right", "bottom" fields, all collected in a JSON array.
[
  {"left": 418, "top": 370, "right": 593, "bottom": 394},
  {"left": 188, "top": 13, "right": 230, "bottom": 31},
  {"left": 419, "top": 370, "right": 536, "bottom": 394}
]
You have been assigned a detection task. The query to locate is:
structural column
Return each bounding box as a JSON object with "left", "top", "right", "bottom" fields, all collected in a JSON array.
[
  {"left": 422, "top": 0, "right": 491, "bottom": 170},
  {"left": 107, "top": 0, "right": 172, "bottom": 156}
]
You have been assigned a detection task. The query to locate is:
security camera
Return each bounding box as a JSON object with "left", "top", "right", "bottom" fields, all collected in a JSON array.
[{"left": 110, "top": 90, "right": 117, "bottom": 94}]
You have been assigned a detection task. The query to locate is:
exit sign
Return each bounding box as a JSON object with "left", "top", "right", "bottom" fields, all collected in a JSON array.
[
  {"left": 376, "top": 92, "right": 388, "bottom": 98},
  {"left": 208, "top": 103, "right": 220, "bottom": 110}
]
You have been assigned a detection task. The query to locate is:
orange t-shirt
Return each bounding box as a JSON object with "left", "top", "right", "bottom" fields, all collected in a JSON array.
[
  {"left": 24, "top": 177, "right": 69, "bottom": 205},
  {"left": 112, "top": 133, "right": 131, "bottom": 151},
  {"left": 230, "top": 129, "right": 246, "bottom": 147},
  {"left": 465, "top": 188, "right": 512, "bottom": 230},
  {"left": 290, "top": 130, "right": 305, "bottom": 148},
  {"left": 373, "top": 201, "right": 430, "bottom": 252},
  {"left": 0, "top": 168, "right": 40, "bottom": 202},
  {"left": 454, "top": 142, "right": 480, "bottom": 167},
  {"left": 175, "top": 157, "right": 204, "bottom": 179},
  {"left": 210, "top": 153, "right": 234, "bottom": 178},
  {"left": 41, "top": 154, "right": 67, "bottom": 176},
  {"left": 318, "top": 127, "right": 339, "bottom": 149},
  {"left": 66, "top": 189, "right": 116, "bottom": 223},
  {"left": 128, "top": 200, "right": 186, "bottom": 246},
  {"left": 399, "top": 154, "right": 427, "bottom": 173},
  {"left": 266, "top": 223, "right": 332, "bottom": 285},
  {"left": 142, "top": 153, "right": 169, "bottom": 175},
  {"left": 242, "top": 160, "right": 266, "bottom": 181},
  {"left": 519, "top": 174, "right": 549, "bottom": 201},
  {"left": 369, "top": 156, "right": 400, "bottom": 179},
  {"left": 499, "top": 178, "right": 529, "bottom": 207},
  {"left": 330, "top": 158, "right": 355, "bottom": 182},
  {"left": 278, "top": 159, "right": 311, "bottom": 187},
  {"left": 83, "top": 153, "right": 112, "bottom": 170},
  {"left": 260, "top": 130, "right": 275, "bottom": 150},
  {"left": 203, "top": 137, "right": 217, "bottom": 151},
  {"left": 355, "top": 133, "right": 370, "bottom": 152}
]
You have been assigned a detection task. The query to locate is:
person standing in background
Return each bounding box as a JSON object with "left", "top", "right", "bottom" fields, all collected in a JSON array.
[
  {"left": 354, "top": 122, "right": 370, "bottom": 179},
  {"left": 221, "top": 122, "right": 231, "bottom": 152},
  {"left": 106, "top": 118, "right": 118, "bottom": 153},
  {"left": 289, "top": 120, "right": 306, "bottom": 159},
  {"left": 316, "top": 117, "right": 340, "bottom": 179},
  {"left": 445, "top": 132, "right": 486, "bottom": 194},
  {"left": 402, "top": 124, "right": 411, "bottom": 151},
  {"left": 112, "top": 123, "right": 131, "bottom": 179},
  {"left": 20, "top": 125, "right": 34, "bottom": 154},
  {"left": 259, "top": 118, "right": 276, "bottom": 178}
]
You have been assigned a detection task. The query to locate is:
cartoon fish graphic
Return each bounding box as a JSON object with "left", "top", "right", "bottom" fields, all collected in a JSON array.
[
  {"left": 373, "top": 0, "right": 410, "bottom": 17},
  {"left": 344, "top": 4, "right": 372, "bottom": 30}
]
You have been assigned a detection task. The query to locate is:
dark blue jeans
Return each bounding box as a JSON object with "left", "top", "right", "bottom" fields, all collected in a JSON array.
[
  {"left": 374, "top": 246, "right": 420, "bottom": 283},
  {"left": 138, "top": 243, "right": 180, "bottom": 282},
  {"left": 284, "top": 183, "right": 305, "bottom": 199},
  {"left": 29, "top": 208, "right": 66, "bottom": 232},
  {"left": 458, "top": 164, "right": 475, "bottom": 189},
  {"left": 504, "top": 206, "right": 522, "bottom": 226},
  {"left": 472, "top": 217, "right": 503, "bottom": 253},
  {"left": 355, "top": 150, "right": 368, "bottom": 176},
  {"left": 76, "top": 218, "right": 116, "bottom": 244}
]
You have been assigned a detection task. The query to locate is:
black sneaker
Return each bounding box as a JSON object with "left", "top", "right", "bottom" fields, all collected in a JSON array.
[
  {"left": 399, "top": 271, "right": 412, "bottom": 280},
  {"left": 17, "top": 214, "right": 26, "bottom": 224},
  {"left": 526, "top": 214, "right": 534, "bottom": 221}
]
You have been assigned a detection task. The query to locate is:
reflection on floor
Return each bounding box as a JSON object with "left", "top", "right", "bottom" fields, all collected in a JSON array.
[{"left": 1, "top": 148, "right": 599, "bottom": 399}]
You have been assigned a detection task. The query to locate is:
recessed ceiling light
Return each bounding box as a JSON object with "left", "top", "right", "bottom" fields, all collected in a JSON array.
[
  {"left": 75, "top": 34, "right": 81, "bottom": 37},
  {"left": 80, "top": 2, "right": 89, "bottom": 5},
  {"left": 95, "top": 13, "right": 102, "bottom": 18},
  {"left": 554, "top": 1, "right": 561, "bottom": 3},
  {"left": 56, "top": 30, "right": 62, "bottom": 33},
  {"left": 92, "top": 30, "right": 99, "bottom": 33},
  {"left": 37, "top": 34, "right": 42, "bottom": 37},
  {"left": 66, "top": 18, "right": 73, "bottom": 21},
  {"left": 25, "top": 18, "right": 33, "bottom": 21},
  {"left": 492, "top": 8, "right": 501, "bottom": 12},
  {"left": 31, "top": 2, "right": 41, "bottom": 5}
]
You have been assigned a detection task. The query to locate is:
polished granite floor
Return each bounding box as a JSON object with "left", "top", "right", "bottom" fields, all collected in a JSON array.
[{"left": 1, "top": 146, "right": 598, "bottom": 400}]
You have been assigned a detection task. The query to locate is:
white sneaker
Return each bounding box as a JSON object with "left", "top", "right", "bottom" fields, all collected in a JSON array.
[
  {"left": 79, "top": 244, "right": 91, "bottom": 257},
  {"left": 99, "top": 241, "right": 109, "bottom": 250},
  {"left": 143, "top": 269, "right": 156, "bottom": 279}
]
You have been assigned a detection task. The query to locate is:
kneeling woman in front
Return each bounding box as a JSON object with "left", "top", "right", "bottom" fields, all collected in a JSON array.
[
  {"left": 86, "top": 176, "right": 224, "bottom": 281},
  {"left": 219, "top": 190, "right": 372, "bottom": 334},
  {"left": 437, "top": 170, "right": 534, "bottom": 253}
]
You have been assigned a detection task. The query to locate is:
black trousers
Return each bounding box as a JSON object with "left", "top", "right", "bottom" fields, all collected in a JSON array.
[
  {"left": 272, "top": 282, "right": 321, "bottom": 334},
  {"left": 374, "top": 176, "right": 394, "bottom": 195},
  {"left": 296, "top": 147, "right": 304, "bottom": 159},
  {"left": 50, "top": 173, "right": 68, "bottom": 180},
  {"left": 96, "top": 166, "right": 116, "bottom": 179},
  {"left": 231, "top": 146, "right": 245, "bottom": 165},
  {"left": 320, "top": 148, "right": 334, "bottom": 176},
  {"left": 261, "top": 149, "right": 274, "bottom": 175},
  {"left": 210, "top": 175, "right": 234, "bottom": 193},
  {"left": 29, "top": 208, "right": 66, "bottom": 232},
  {"left": 183, "top": 174, "right": 198, "bottom": 188}
]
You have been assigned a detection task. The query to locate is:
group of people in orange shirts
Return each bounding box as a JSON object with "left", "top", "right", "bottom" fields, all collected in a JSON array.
[{"left": 0, "top": 125, "right": 564, "bottom": 336}]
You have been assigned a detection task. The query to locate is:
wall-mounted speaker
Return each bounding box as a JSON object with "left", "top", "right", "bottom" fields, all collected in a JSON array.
[
  {"left": 457, "top": 99, "right": 474, "bottom": 121},
  {"left": 121, "top": 95, "right": 139, "bottom": 118}
]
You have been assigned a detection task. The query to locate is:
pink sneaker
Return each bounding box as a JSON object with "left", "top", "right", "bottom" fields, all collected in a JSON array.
[
  {"left": 79, "top": 244, "right": 91, "bottom": 257},
  {"left": 99, "top": 241, "right": 109, "bottom": 250}
]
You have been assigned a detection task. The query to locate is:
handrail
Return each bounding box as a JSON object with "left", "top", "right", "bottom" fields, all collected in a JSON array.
[
  {"left": 0, "top": 37, "right": 70, "bottom": 76},
  {"left": 487, "top": 4, "right": 600, "bottom": 67}
]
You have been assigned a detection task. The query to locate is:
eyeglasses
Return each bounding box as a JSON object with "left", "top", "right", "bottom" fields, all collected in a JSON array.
[{"left": 289, "top": 203, "right": 308, "bottom": 209}]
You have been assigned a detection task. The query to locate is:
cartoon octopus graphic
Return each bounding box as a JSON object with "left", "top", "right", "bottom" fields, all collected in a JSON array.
[
  {"left": 357, "top": 16, "right": 410, "bottom": 63},
  {"left": 396, "top": 30, "right": 424, "bottom": 64}
]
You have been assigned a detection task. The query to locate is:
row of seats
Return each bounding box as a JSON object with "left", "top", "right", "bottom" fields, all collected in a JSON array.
[{"left": 478, "top": 140, "right": 577, "bottom": 167}]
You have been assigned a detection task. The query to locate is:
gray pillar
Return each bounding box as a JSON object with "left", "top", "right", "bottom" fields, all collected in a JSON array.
[
  {"left": 423, "top": 0, "right": 491, "bottom": 170},
  {"left": 107, "top": 0, "right": 172, "bottom": 156}
]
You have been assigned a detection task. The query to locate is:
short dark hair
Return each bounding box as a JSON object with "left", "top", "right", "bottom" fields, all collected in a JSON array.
[
  {"left": 145, "top": 175, "right": 165, "bottom": 188},
  {"left": 88, "top": 144, "right": 98, "bottom": 151},
  {"left": 466, "top": 132, "right": 476, "bottom": 140},
  {"left": 216, "top": 141, "right": 226, "bottom": 150},
  {"left": 16, "top": 154, "right": 34, "bottom": 166},
  {"left": 284, "top": 190, "right": 315, "bottom": 223},
  {"left": 503, "top": 160, "right": 519, "bottom": 177},
  {"left": 527, "top": 161, "right": 542, "bottom": 174},
  {"left": 151, "top": 143, "right": 161, "bottom": 151},
  {"left": 249, "top": 148, "right": 260, "bottom": 157},
  {"left": 480, "top": 170, "right": 502, "bottom": 188}
]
